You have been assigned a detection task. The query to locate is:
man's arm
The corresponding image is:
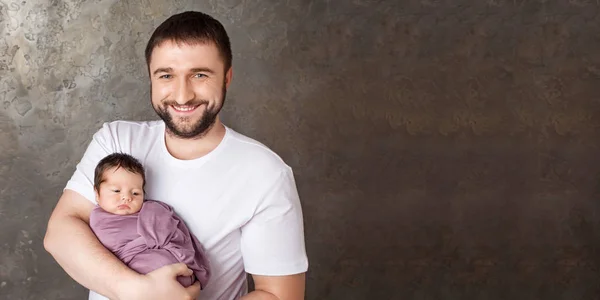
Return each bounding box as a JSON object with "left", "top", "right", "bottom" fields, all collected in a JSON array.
[
  {"left": 44, "top": 189, "right": 200, "bottom": 300},
  {"left": 239, "top": 167, "right": 308, "bottom": 300},
  {"left": 241, "top": 273, "right": 306, "bottom": 300},
  {"left": 44, "top": 189, "right": 135, "bottom": 299}
]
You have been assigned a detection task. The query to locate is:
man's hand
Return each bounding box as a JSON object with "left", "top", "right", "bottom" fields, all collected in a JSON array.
[{"left": 117, "top": 263, "right": 200, "bottom": 300}]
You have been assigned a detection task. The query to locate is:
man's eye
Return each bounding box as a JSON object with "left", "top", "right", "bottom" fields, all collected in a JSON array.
[
  {"left": 159, "top": 74, "right": 172, "bottom": 79},
  {"left": 194, "top": 73, "right": 206, "bottom": 78}
]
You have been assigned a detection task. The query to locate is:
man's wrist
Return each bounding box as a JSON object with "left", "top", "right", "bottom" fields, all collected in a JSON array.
[{"left": 113, "top": 271, "right": 144, "bottom": 300}]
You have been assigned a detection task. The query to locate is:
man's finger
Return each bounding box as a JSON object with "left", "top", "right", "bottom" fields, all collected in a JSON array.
[
  {"left": 185, "top": 281, "right": 201, "bottom": 298},
  {"left": 167, "top": 263, "right": 193, "bottom": 277}
]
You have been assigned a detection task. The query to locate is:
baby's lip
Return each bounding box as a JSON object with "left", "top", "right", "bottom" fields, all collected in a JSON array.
[{"left": 118, "top": 204, "right": 130, "bottom": 210}]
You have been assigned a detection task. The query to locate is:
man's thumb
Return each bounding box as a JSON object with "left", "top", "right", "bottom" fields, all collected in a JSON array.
[{"left": 170, "top": 263, "right": 193, "bottom": 277}]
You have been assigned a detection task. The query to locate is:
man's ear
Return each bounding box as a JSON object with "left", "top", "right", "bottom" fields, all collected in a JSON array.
[{"left": 225, "top": 67, "right": 233, "bottom": 88}]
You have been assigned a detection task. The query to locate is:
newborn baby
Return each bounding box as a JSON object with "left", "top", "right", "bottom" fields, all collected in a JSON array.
[{"left": 89, "top": 152, "right": 210, "bottom": 289}]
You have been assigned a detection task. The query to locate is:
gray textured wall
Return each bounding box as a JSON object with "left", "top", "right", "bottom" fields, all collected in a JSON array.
[{"left": 2, "top": 0, "right": 600, "bottom": 299}]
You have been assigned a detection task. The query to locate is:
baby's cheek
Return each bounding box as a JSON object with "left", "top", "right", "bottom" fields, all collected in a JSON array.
[{"left": 133, "top": 202, "right": 144, "bottom": 213}]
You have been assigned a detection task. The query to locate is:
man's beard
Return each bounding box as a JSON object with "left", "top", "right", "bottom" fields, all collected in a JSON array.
[{"left": 153, "top": 83, "right": 227, "bottom": 139}]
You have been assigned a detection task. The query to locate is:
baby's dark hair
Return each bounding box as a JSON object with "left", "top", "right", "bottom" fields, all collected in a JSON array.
[{"left": 94, "top": 153, "right": 146, "bottom": 191}]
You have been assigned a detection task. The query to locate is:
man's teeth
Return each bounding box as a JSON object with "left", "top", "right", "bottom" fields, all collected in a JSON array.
[{"left": 172, "top": 105, "right": 197, "bottom": 112}]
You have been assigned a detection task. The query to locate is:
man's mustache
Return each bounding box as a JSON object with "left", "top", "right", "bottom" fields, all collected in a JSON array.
[{"left": 161, "top": 100, "right": 210, "bottom": 107}]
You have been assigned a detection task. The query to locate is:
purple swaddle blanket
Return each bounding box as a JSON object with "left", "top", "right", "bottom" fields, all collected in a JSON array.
[{"left": 89, "top": 200, "right": 210, "bottom": 289}]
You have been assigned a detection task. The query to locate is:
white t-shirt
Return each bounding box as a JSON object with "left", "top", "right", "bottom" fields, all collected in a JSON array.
[{"left": 65, "top": 120, "right": 309, "bottom": 300}]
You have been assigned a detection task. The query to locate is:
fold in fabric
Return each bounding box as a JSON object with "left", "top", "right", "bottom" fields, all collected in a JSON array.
[{"left": 89, "top": 200, "right": 210, "bottom": 289}]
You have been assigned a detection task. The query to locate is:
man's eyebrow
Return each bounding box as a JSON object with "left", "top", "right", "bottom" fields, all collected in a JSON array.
[
  {"left": 152, "top": 67, "right": 216, "bottom": 76},
  {"left": 152, "top": 67, "right": 172, "bottom": 75},
  {"left": 190, "top": 68, "right": 215, "bottom": 74}
]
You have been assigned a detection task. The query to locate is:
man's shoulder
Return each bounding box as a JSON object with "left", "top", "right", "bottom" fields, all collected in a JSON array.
[
  {"left": 224, "top": 127, "right": 291, "bottom": 172},
  {"left": 93, "top": 119, "right": 163, "bottom": 142},
  {"left": 99, "top": 119, "right": 163, "bottom": 133}
]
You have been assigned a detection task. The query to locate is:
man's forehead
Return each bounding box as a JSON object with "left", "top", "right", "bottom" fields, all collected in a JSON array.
[
  {"left": 149, "top": 40, "right": 223, "bottom": 69},
  {"left": 152, "top": 39, "right": 219, "bottom": 56}
]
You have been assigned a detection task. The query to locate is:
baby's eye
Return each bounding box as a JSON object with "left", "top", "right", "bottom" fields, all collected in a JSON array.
[
  {"left": 133, "top": 192, "right": 140, "bottom": 196},
  {"left": 112, "top": 189, "right": 120, "bottom": 193}
]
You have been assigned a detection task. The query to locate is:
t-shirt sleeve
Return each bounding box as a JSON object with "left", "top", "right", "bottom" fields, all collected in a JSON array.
[
  {"left": 240, "top": 167, "right": 309, "bottom": 276},
  {"left": 64, "top": 123, "right": 117, "bottom": 204}
]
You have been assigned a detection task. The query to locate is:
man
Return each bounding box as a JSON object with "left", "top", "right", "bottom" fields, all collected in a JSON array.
[{"left": 44, "top": 11, "right": 308, "bottom": 300}]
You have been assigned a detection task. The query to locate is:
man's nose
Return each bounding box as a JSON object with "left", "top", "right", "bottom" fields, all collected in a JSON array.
[{"left": 175, "top": 78, "right": 195, "bottom": 104}]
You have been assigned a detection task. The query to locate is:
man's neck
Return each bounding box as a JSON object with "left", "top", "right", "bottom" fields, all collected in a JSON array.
[{"left": 164, "top": 119, "right": 226, "bottom": 160}]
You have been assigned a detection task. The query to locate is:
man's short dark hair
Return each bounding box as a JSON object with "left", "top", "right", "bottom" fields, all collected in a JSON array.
[
  {"left": 145, "top": 11, "right": 233, "bottom": 72},
  {"left": 94, "top": 153, "right": 146, "bottom": 191}
]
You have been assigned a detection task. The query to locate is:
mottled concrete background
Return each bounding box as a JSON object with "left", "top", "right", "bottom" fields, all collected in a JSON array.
[{"left": 1, "top": 0, "right": 600, "bottom": 299}]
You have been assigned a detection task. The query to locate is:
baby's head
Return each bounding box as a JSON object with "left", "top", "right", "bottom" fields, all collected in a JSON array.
[{"left": 94, "top": 153, "right": 146, "bottom": 215}]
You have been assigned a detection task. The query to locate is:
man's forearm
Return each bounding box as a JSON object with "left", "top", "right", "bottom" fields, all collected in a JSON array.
[
  {"left": 242, "top": 273, "right": 305, "bottom": 300},
  {"left": 44, "top": 215, "right": 138, "bottom": 300}
]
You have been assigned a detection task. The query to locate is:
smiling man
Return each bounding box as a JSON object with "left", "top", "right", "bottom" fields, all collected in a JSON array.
[{"left": 44, "top": 11, "right": 308, "bottom": 300}]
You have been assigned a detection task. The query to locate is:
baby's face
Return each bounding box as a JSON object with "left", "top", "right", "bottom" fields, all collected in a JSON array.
[{"left": 95, "top": 167, "right": 144, "bottom": 215}]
